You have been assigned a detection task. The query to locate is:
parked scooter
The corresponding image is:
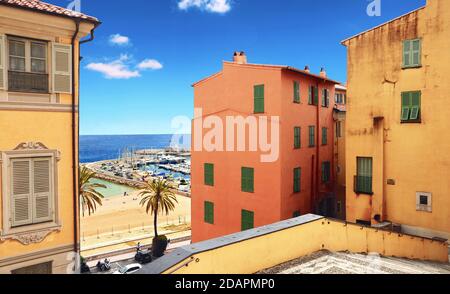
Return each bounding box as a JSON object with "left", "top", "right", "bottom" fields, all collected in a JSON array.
[
  {"left": 135, "top": 242, "right": 152, "bottom": 264},
  {"left": 96, "top": 259, "right": 111, "bottom": 272}
]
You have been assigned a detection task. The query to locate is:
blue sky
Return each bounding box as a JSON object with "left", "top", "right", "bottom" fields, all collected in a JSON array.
[{"left": 50, "top": 0, "right": 425, "bottom": 135}]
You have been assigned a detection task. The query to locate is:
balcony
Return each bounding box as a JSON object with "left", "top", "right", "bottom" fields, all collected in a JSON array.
[
  {"left": 8, "top": 71, "right": 49, "bottom": 94},
  {"left": 354, "top": 175, "right": 373, "bottom": 195}
]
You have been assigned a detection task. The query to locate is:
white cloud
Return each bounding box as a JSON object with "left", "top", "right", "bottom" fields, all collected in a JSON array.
[
  {"left": 137, "top": 59, "right": 163, "bottom": 70},
  {"left": 86, "top": 54, "right": 140, "bottom": 79},
  {"left": 178, "top": 0, "right": 231, "bottom": 14},
  {"left": 109, "top": 34, "right": 130, "bottom": 46}
]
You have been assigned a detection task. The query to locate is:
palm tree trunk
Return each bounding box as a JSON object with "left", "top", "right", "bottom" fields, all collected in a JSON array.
[{"left": 153, "top": 205, "right": 158, "bottom": 237}]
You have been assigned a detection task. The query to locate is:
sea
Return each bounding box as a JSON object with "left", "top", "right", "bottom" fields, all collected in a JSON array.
[{"left": 79, "top": 134, "right": 191, "bottom": 163}]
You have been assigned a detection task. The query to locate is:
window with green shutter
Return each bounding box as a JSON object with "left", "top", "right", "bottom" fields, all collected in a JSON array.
[
  {"left": 322, "top": 162, "right": 331, "bottom": 183},
  {"left": 314, "top": 86, "right": 319, "bottom": 105},
  {"left": 355, "top": 157, "right": 373, "bottom": 195},
  {"left": 241, "top": 167, "right": 254, "bottom": 193},
  {"left": 294, "top": 127, "right": 301, "bottom": 149},
  {"left": 401, "top": 91, "right": 421, "bottom": 122},
  {"left": 308, "top": 86, "right": 318, "bottom": 105},
  {"left": 204, "top": 163, "right": 214, "bottom": 186},
  {"left": 293, "top": 167, "right": 301, "bottom": 193},
  {"left": 322, "top": 127, "right": 328, "bottom": 145},
  {"left": 322, "top": 89, "right": 330, "bottom": 107},
  {"left": 403, "top": 39, "right": 421, "bottom": 68},
  {"left": 204, "top": 201, "right": 214, "bottom": 224},
  {"left": 254, "top": 84, "right": 265, "bottom": 113},
  {"left": 241, "top": 210, "right": 254, "bottom": 231},
  {"left": 293, "top": 81, "right": 300, "bottom": 103},
  {"left": 309, "top": 126, "right": 316, "bottom": 147}
]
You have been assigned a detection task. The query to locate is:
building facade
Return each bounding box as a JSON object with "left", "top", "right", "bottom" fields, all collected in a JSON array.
[
  {"left": 191, "top": 53, "right": 341, "bottom": 242},
  {"left": 333, "top": 85, "right": 346, "bottom": 220},
  {"left": 0, "top": 0, "right": 99, "bottom": 274},
  {"left": 343, "top": 0, "right": 450, "bottom": 239}
]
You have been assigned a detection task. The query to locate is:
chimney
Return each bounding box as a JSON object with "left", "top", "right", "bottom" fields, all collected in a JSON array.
[
  {"left": 304, "top": 66, "right": 310, "bottom": 73},
  {"left": 233, "top": 51, "right": 247, "bottom": 64},
  {"left": 320, "top": 67, "right": 327, "bottom": 78}
]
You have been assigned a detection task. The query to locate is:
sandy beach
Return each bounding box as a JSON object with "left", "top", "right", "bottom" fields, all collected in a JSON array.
[{"left": 80, "top": 189, "right": 191, "bottom": 253}]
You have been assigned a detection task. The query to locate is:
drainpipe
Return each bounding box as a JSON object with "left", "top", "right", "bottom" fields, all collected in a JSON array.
[
  {"left": 70, "top": 21, "right": 99, "bottom": 256},
  {"left": 315, "top": 81, "right": 321, "bottom": 214},
  {"left": 71, "top": 19, "right": 80, "bottom": 256}
]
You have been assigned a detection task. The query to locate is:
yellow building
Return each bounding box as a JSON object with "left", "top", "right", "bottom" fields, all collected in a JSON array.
[
  {"left": 0, "top": 0, "right": 99, "bottom": 274},
  {"left": 342, "top": 0, "right": 450, "bottom": 240}
]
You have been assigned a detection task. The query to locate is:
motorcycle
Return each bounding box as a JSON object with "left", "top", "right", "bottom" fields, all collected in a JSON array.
[
  {"left": 135, "top": 243, "right": 152, "bottom": 264},
  {"left": 96, "top": 258, "right": 111, "bottom": 272}
]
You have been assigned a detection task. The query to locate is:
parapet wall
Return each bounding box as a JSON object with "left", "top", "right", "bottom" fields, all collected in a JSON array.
[{"left": 138, "top": 215, "right": 448, "bottom": 274}]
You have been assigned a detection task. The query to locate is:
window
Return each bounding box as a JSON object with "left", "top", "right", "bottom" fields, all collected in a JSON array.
[
  {"left": 322, "top": 127, "right": 328, "bottom": 145},
  {"left": 293, "top": 168, "right": 301, "bottom": 193},
  {"left": 322, "top": 162, "right": 331, "bottom": 183},
  {"left": 308, "top": 86, "right": 319, "bottom": 105},
  {"left": 241, "top": 167, "right": 254, "bottom": 193},
  {"left": 10, "top": 157, "right": 53, "bottom": 227},
  {"left": 416, "top": 192, "right": 432, "bottom": 212},
  {"left": 401, "top": 91, "right": 421, "bottom": 122},
  {"left": 403, "top": 39, "right": 421, "bottom": 68},
  {"left": 335, "top": 93, "right": 345, "bottom": 104},
  {"left": 7, "top": 37, "right": 49, "bottom": 93},
  {"left": 204, "top": 201, "right": 214, "bottom": 224},
  {"left": 294, "top": 127, "right": 301, "bottom": 149},
  {"left": 355, "top": 157, "right": 373, "bottom": 195},
  {"left": 254, "top": 84, "right": 265, "bottom": 113},
  {"left": 204, "top": 163, "right": 214, "bottom": 186},
  {"left": 293, "top": 211, "right": 301, "bottom": 218},
  {"left": 309, "top": 126, "right": 316, "bottom": 147},
  {"left": 322, "top": 89, "right": 330, "bottom": 107},
  {"left": 293, "top": 81, "right": 300, "bottom": 103},
  {"left": 241, "top": 210, "right": 254, "bottom": 231}
]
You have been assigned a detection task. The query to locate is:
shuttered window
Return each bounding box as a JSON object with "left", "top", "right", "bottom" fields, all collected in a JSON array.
[
  {"left": 308, "top": 86, "right": 319, "bottom": 105},
  {"left": 401, "top": 91, "right": 421, "bottom": 122},
  {"left": 293, "top": 81, "right": 300, "bottom": 103},
  {"left": 403, "top": 39, "right": 421, "bottom": 68},
  {"left": 309, "top": 126, "right": 316, "bottom": 147},
  {"left": 294, "top": 127, "right": 301, "bottom": 149},
  {"left": 355, "top": 157, "right": 373, "bottom": 195},
  {"left": 322, "top": 162, "right": 331, "bottom": 183},
  {"left": 241, "top": 167, "right": 254, "bottom": 193},
  {"left": 322, "top": 127, "right": 328, "bottom": 145},
  {"left": 293, "top": 168, "right": 301, "bottom": 193},
  {"left": 52, "top": 43, "right": 72, "bottom": 94},
  {"left": 204, "top": 163, "right": 214, "bottom": 186},
  {"left": 0, "top": 34, "right": 5, "bottom": 89},
  {"left": 322, "top": 89, "right": 330, "bottom": 107},
  {"left": 254, "top": 85, "right": 265, "bottom": 113},
  {"left": 204, "top": 201, "right": 214, "bottom": 224},
  {"left": 11, "top": 157, "right": 53, "bottom": 227},
  {"left": 241, "top": 210, "right": 254, "bottom": 231}
]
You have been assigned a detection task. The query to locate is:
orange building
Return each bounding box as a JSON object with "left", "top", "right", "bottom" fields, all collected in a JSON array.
[{"left": 191, "top": 53, "right": 342, "bottom": 242}]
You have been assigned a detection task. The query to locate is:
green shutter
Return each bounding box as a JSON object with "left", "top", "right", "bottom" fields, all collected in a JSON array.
[
  {"left": 254, "top": 85, "right": 265, "bottom": 113},
  {"left": 294, "top": 168, "right": 301, "bottom": 193},
  {"left": 241, "top": 167, "right": 254, "bottom": 193},
  {"left": 322, "top": 162, "right": 330, "bottom": 183},
  {"left": 412, "top": 39, "right": 421, "bottom": 66},
  {"left": 204, "top": 163, "right": 214, "bottom": 186},
  {"left": 403, "top": 40, "right": 411, "bottom": 67},
  {"left": 403, "top": 39, "right": 421, "bottom": 67},
  {"left": 309, "top": 126, "right": 315, "bottom": 147},
  {"left": 294, "top": 81, "right": 300, "bottom": 103},
  {"left": 294, "top": 127, "right": 301, "bottom": 149},
  {"left": 204, "top": 201, "right": 214, "bottom": 224},
  {"left": 314, "top": 87, "right": 319, "bottom": 105},
  {"left": 241, "top": 210, "right": 254, "bottom": 231},
  {"left": 356, "top": 157, "right": 373, "bottom": 194},
  {"left": 401, "top": 91, "right": 421, "bottom": 122},
  {"left": 322, "top": 127, "right": 328, "bottom": 145}
]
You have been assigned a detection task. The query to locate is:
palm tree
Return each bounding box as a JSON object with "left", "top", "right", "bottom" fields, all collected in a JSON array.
[
  {"left": 138, "top": 178, "right": 178, "bottom": 237},
  {"left": 79, "top": 166, "right": 106, "bottom": 217}
]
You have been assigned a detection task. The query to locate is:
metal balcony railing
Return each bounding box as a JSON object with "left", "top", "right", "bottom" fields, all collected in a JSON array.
[{"left": 8, "top": 71, "right": 49, "bottom": 94}]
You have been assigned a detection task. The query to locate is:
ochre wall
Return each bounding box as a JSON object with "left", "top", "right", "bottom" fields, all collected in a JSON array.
[
  {"left": 344, "top": 0, "right": 450, "bottom": 239},
  {"left": 163, "top": 218, "right": 448, "bottom": 274}
]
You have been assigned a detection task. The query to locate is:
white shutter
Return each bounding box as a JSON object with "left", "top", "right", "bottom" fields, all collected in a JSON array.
[
  {"left": 11, "top": 159, "right": 33, "bottom": 227},
  {"left": 32, "top": 158, "right": 53, "bottom": 223},
  {"left": 0, "top": 34, "right": 5, "bottom": 90},
  {"left": 52, "top": 43, "right": 72, "bottom": 94}
]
